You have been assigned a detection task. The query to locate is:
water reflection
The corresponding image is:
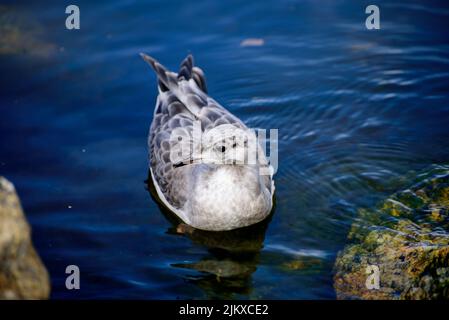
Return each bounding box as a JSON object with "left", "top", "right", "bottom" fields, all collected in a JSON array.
[{"left": 146, "top": 171, "right": 273, "bottom": 298}]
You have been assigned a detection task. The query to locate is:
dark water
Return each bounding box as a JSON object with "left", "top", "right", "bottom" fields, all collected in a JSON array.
[{"left": 1, "top": 0, "right": 449, "bottom": 299}]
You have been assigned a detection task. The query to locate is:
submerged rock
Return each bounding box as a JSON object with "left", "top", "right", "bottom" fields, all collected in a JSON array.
[
  {"left": 0, "top": 177, "right": 50, "bottom": 299},
  {"left": 0, "top": 5, "right": 56, "bottom": 57},
  {"left": 334, "top": 165, "right": 449, "bottom": 299}
]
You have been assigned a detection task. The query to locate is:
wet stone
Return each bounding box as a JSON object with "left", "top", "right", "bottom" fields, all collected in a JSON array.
[{"left": 334, "top": 165, "right": 449, "bottom": 299}]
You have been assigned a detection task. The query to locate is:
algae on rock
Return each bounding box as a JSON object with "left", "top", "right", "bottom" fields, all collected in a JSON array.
[{"left": 334, "top": 165, "right": 449, "bottom": 299}]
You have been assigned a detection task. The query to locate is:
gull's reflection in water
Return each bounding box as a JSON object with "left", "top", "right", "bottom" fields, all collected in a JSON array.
[{"left": 146, "top": 173, "right": 274, "bottom": 298}]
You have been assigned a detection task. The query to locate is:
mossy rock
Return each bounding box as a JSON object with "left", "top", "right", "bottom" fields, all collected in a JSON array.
[{"left": 334, "top": 165, "right": 449, "bottom": 299}]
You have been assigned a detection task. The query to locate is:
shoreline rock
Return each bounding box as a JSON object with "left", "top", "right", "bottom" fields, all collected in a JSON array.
[
  {"left": 334, "top": 165, "right": 449, "bottom": 299},
  {"left": 0, "top": 177, "right": 50, "bottom": 299}
]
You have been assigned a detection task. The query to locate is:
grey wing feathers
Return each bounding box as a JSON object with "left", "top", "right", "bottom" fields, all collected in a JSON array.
[
  {"left": 140, "top": 53, "right": 178, "bottom": 91},
  {"left": 178, "top": 55, "right": 208, "bottom": 93},
  {"left": 192, "top": 67, "right": 207, "bottom": 93},
  {"left": 178, "top": 54, "right": 193, "bottom": 80},
  {"left": 148, "top": 94, "right": 195, "bottom": 209}
]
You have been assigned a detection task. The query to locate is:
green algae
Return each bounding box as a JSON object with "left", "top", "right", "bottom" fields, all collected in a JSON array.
[{"left": 334, "top": 165, "right": 449, "bottom": 299}]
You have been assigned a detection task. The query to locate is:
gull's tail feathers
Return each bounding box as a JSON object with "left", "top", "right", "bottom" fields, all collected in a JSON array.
[{"left": 140, "top": 53, "right": 208, "bottom": 94}]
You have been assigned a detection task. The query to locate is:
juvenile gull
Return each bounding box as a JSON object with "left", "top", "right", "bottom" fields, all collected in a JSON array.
[{"left": 141, "top": 54, "right": 275, "bottom": 231}]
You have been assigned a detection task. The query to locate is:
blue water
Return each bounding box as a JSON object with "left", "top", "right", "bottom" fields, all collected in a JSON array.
[{"left": 1, "top": 0, "right": 449, "bottom": 299}]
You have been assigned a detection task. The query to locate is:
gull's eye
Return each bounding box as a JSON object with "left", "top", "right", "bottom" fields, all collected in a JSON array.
[
  {"left": 232, "top": 142, "right": 237, "bottom": 148},
  {"left": 214, "top": 145, "right": 226, "bottom": 153}
]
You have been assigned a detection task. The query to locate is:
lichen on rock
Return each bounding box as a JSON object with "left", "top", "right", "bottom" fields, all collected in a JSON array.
[
  {"left": 334, "top": 165, "right": 449, "bottom": 299},
  {"left": 0, "top": 177, "right": 50, "bottom": 299}
]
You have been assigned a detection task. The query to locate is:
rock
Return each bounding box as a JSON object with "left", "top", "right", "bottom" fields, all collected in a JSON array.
[
  {"left": 334, "top": 165, "right": 449, "bottom": 299},
  {"left": 0, "top": 5, "right": 56, "bottom": 57},
  {"left": 0, "top": 177, "right": 50, "bottom": 299}
]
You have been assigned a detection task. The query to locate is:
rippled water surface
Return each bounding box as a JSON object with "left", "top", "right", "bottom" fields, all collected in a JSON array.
[{"left": 1, "top": 0, "right": 449, "bottom": 299}]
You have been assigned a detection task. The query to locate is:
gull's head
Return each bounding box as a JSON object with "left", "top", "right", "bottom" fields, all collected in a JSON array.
[
  {"left": 169, "top": 123, "right": 270, "bottom": 178},
  {"left": 200, "top": 124, "right": 257, "bottom": 166}
]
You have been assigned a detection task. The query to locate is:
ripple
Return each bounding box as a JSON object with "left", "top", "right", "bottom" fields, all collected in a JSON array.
[{"left": 264, "top": 244, "right": 328, "bottom": 259}]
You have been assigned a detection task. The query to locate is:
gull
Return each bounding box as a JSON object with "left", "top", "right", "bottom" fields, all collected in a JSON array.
[{"left": 141, "top": 53, "right": 275, "bottom": 231}]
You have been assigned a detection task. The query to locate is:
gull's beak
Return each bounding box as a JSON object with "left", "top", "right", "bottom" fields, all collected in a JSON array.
[{"left": 173, "top": 157, "right": 204, "bottom": 168}]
